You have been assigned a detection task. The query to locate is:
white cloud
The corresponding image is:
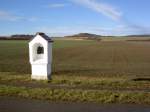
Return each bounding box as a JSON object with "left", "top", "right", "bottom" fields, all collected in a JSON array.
[
  {"left": 46, "top": 3, "right": 69, "bottom": 8},
  {"left": 69, "top": 0, "right": 150, "bottom": 35},
  {"left": 70, "top": 0, "right": 122, "bottom": 21},
  {"left": 0, "top": 10, "right": 39, "bottom": 22},
  {"left": 0, "top": 10, "right": 22, "bottom": 21}
]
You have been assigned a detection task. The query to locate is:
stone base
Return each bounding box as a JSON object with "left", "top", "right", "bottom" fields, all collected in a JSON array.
[{"left": 31, "top": 75, "right": 51, "bottom": 80}]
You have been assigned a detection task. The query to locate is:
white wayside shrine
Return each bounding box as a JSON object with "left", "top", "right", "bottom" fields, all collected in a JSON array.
[{"left": 29, "top": 32, "right": 53, "bottom": 80}]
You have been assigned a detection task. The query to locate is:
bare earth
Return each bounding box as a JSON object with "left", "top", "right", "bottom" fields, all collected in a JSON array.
[{"left": 0, "top": 97, "right": 150, "bottom": 112}]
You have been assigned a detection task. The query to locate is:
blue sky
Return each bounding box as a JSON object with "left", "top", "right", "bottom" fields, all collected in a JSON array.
[{"left": 0, "top": 0, "right": 150, "bottom": 36}]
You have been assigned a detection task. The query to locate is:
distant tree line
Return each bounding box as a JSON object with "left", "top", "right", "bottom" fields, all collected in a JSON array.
[
  {"left": 125, "top": 35, "right": 150, "bottom": 37},
  {"left": 0, "top": 35, "right": 34, "bottom": 40}
]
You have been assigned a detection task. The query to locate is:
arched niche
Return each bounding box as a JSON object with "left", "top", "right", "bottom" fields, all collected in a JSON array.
[
  {"left": 32, "top": 43, "right": 45, "bottom": 61},
  {"left": 37, "top": 46, "right": 44, "bottom": 54}
]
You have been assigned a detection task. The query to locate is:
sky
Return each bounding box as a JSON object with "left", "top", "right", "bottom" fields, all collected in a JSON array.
[{"left": 0, "top": 0, "right": 150, "bottom": 36}]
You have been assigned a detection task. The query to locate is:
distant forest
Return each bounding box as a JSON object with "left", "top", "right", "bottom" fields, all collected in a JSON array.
[{"left": 0, "top": 35, "right": 34, "bottom": 40}]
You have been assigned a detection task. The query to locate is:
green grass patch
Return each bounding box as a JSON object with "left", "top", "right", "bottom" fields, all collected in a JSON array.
[
  {"left": 0, "top": 73, "right": 150, "bottom": 90},
  {"left": 0, "top": 85, "right": 150, "bottom": 104}
]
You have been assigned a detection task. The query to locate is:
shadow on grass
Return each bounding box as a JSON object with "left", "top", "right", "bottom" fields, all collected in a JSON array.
[{"left": 132, "top": 78, "right": 150, "bottom": 81}]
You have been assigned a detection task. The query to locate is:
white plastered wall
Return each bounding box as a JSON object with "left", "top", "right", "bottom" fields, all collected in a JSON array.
[{"left": 29, "top": 35, "right": 52, "bottom": 80}]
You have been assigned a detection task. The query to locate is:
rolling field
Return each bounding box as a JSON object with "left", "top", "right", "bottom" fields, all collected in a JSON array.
[
  {"left": 0, "top": 39, "right": 150, "bottom": 104},
  {"left": 0, "top": 40, "right": 150, "bottom": 78}
]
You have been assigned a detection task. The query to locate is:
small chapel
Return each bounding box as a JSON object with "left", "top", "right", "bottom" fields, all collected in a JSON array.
[{"left": 29, "top": 32, "right": 53, "bottom": 80}]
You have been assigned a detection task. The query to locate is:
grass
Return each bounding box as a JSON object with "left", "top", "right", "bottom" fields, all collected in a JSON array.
[
  {"left": 0, "top": 85, "right": 150, "bottom": 104},
  {"left": 0, "top": 40, "right": 150, "bottom": 103},
  {"left": 0, "top": 72, "right": 150, "bottom": 90}
]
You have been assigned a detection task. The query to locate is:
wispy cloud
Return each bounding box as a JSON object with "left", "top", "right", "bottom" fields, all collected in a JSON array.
[
  {"left": 46, "top": 3, "right": 69, "bottom": 8},
  {"left": 69, "top": 0, "right": 150, "bottom": 35},
  {"left": 0, "top": 10, "right": 23, "bottom": 21},
  {"left": 70, "top": 0, "right": 122, "bottom": 21},
  {"left": 0, "top": 10, "right": 39, "bottom": 22}
]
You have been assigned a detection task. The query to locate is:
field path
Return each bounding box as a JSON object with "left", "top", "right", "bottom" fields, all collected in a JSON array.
[{"left": 0, "top": 96, "right": 150, "bottom": 112}]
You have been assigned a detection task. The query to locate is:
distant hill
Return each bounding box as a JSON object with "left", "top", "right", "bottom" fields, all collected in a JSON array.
[
  {"left": 65, "top": 33, "right": 102, "bottom": 41},
  {"left": 66, "top": 33, "right": 102, "bottom": 38}
]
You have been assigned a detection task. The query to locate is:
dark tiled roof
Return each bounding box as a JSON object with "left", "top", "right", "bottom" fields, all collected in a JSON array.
[{"left": 30, "top": 32, "right": 53, "bottom": 42}]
